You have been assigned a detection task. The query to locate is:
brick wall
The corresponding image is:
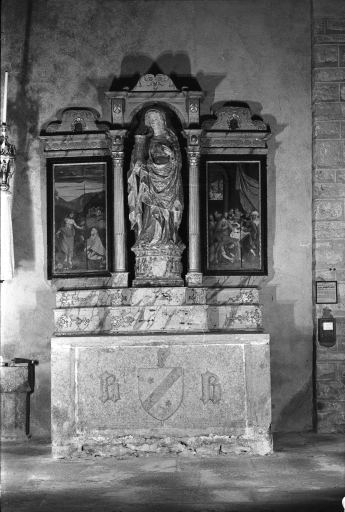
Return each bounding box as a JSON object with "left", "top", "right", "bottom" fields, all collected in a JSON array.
[{"left": 313, "top": 13, "right": 345, "bottom": 432}]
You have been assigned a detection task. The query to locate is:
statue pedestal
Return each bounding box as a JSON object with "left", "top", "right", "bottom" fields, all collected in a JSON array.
[{"left": 132, "top": 243, "right": 185, "bottom": 287}]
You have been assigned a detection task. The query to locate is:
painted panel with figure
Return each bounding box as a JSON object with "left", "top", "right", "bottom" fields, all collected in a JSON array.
[
  {"left": 204, "top": 157, "right": 267, "bottom": 275},
  {"left": 47, "top": 157, "right": 111, "bottom": 278}
]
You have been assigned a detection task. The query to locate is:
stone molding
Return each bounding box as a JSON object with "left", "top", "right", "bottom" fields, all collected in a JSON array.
[
  {"left": 201, "top": 103, "right": 270, "bottom": 151},
  {"left": 105, "top": 73, "right": 203, "bottom": 128},
  {"left": 42, "top": 107, "right": 108, "bottom": 134},
  {"left": 40, "top": 108, "right": 111, "bottom": 156}
]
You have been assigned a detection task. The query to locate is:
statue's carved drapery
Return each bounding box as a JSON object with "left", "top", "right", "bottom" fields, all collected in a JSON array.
[
  {"left": 128, "top": 108, "right": 184, "bottom": 248},
  {"left": 106, "top": 74, "right": 203, "bottom": 286}
]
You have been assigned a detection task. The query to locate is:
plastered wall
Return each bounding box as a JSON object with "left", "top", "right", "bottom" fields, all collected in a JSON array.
[{"left": 1, "top": 0, "right": 313, "bottom": 437}]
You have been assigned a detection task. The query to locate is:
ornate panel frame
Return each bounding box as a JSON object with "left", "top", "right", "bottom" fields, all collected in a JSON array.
[
  {"left": 46, "top": 156, "right": 112, "bottom": 278},
  {"left": 200, "top": 104, "right": 270, "bottom": 276},
  {"left": 202, "top": 154, "right": 267, "bottom": 275},
  {"left": 41, "top": 108, "right": 114, "bottom": 279}
]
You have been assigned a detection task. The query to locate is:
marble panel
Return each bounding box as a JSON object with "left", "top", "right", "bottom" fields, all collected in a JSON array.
[
  {"left": 111, "top": 272, "right": 129, "bottom": 288},
  {"left": 207, "top": 305, "right": 262, "bottom": 330},
  {"left": 56, "top": 287, "right": 258, "bottom": 308},
  {"left": 51, "top": 333, "right": 271, "bottom": 457},
  {"left": 206, "top": 288, "right": 259, "bottom": 305},
  {"left": 56, "top": 287, "right": 208, "bottom": 308},
  {"left": 54, "top": 305, "right": 209, "bottom": 334},
  {"left": 54, "top": 304, "right": 262, "bottom": 335}
]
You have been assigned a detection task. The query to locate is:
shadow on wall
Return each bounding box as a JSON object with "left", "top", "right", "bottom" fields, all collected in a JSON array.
[
  {"left": 262, "top": 285, "right": 313, "bottom": 432},
  {"left": 10, "top": 0, "right": 38, "bottom": 268},
  {"left": 257, "top": 110, "right": 313, "bottom": 431},
  {"left": 243, "top": 107, "right": 313, "bottom": 431},
  {"left": 88, "top": 52, "right": 226, "bottom": 124}
]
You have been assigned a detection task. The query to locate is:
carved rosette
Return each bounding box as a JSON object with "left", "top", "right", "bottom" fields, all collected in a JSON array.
[
  {"left": 112, "top": 99, "right": 124, "bottom": 125},
  {"left": 188, "top": 99, "right": 200, "bottom": 125},
  {"left": 132, "top": 243, "right": 185, "bottom": 287}
]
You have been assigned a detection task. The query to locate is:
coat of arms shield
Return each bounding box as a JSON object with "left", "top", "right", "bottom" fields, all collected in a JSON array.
[{"left": 138, "top": 367, "right": 184, "bottom": 421}]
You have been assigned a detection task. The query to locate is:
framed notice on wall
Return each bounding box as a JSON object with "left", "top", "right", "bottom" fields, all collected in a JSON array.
[
  {"left": 315, "top": 281, "right": 338, "bottom": 304},
  {"left": 47, "top": 156, "right": 112, "bottom": 278},
  {"left": 202, "top": 155, "right": 267, "bottom": 276}
]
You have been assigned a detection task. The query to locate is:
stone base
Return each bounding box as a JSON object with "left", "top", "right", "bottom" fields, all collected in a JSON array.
[
  {"left": 51, "top": 332, "right": 271, "bottom": 458},
  {"left": 62, "top": 431, "right": 272, "bottom": 458},
  {"left": 111, "top": 272, "right": 129, "bottom": 288},
  {"left": 132, "top": 243, "right": 184, "bottom": 287},
  {"left": 133, "top": 277, "right": 184, "bottom": 288},
  {"left": 185, "top": 272, "right": 203, "bottom": 287}
]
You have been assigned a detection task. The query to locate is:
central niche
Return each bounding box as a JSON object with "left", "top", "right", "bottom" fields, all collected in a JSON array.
[{"left": 126, "top": 104, "right": 187, "bottom": 286}]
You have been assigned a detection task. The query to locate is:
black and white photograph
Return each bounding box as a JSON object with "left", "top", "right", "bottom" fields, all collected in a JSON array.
[
  {"left": 1, "top": 1, "right": 344, "bottom": 511},
  {"left": 47, "top": 158, "right": 110, "bottom": 277},
  {"left": 205, "top": 158, "right": 267, "bottom": 275}
]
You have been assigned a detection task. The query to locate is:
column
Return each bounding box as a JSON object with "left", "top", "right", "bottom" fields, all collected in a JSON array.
[
  {"left": 186, "top": 131, "right": 203, "bottom": 287},
  {"left": 110, "top": 130, "right": 128, "bottom": 287}
]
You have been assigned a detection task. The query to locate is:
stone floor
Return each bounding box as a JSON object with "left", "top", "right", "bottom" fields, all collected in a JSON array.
[{"left": 1, "top": 433, "right": 344, "bottom": 512}]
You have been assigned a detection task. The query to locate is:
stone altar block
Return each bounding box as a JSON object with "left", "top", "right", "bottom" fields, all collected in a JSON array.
[
  {"left": 51, "top": 331, "right": 271, "bottom": 457},
  {"left": 1, "top": 365, "right": 30, "bottom": 440}
]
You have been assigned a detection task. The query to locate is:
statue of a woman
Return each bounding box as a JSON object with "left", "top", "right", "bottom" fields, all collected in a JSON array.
[{"left": 128, "top": 108, "right": 184, "bottom": 247}]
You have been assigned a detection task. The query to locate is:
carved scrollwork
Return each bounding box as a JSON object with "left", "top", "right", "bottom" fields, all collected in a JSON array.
[
  {"left": 132, "top": 74, "right": 178, "bottom": 92},
  {"left": 43, "top": 107, "right": 105, "bottom": 133},
  {"left": 202, "top": 104, "right": 269, "bottom": 132}
]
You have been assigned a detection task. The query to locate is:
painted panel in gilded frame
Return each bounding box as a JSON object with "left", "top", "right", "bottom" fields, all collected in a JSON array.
[
  {"left": 203, "top": 155, "right": 267, "bottom": 275},
  {"left": 47, "top": 157, "right": 112, "bottom": 278}
]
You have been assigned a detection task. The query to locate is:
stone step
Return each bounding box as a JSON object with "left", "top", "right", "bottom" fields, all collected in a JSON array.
[
  {"left": 54, "top": 304, "right": 262, "bottom": 335},
  {"left": 55, "top": 287, "right": 259, "bottom": 308}
]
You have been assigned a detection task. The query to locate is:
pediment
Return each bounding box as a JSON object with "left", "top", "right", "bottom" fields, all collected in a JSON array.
[
  {"left": 203, "top": 104, "right": 269, "bottom": 132},
  {"left": 131, "top": 74, "right": 178, "bottom": 92}
]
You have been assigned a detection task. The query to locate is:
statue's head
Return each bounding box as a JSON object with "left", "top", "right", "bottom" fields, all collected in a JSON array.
[{"left": 144, "top": 109, "right": 167, "bottom": 134}]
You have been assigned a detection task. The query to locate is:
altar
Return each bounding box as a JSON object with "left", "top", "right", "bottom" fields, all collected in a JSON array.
[{"left": 43, "top": 74, "right": 272, "bottom": 457}]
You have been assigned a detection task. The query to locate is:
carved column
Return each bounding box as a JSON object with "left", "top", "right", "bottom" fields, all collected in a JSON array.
[
  {"left": 185, "top": 131, "right": 203, "bottom": 287},
  {"left": 110, "top": 130, "right": 128, "bottom": 287}
]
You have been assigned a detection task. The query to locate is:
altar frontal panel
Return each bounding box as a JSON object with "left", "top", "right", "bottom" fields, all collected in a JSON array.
[{"left": 51, "top": 333, "right": 271, "bottom": 457}]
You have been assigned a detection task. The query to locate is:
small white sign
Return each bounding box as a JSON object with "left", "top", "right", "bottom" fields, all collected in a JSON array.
[{"left": 316, "top": 281, "right": 337, "bottom": 304}]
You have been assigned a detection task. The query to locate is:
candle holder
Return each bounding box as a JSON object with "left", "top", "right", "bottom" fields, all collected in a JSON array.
[{"left": 1, "top": 123, "right": 16, "bottom": 191}]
